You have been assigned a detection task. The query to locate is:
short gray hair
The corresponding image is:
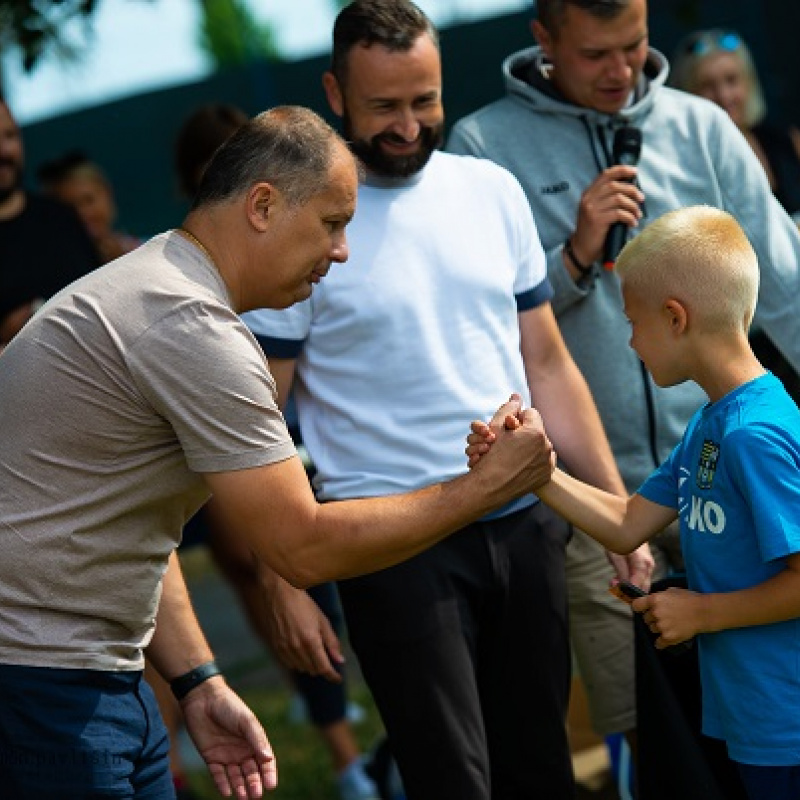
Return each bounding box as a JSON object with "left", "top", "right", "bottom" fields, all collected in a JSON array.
[{"left": 194, "top": 105, "right": 346, "bottom": 209}]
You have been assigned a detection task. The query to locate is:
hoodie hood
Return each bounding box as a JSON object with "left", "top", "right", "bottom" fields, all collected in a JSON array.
[{"left": 501, "top": 44, "right": 670, "bottom": 128}]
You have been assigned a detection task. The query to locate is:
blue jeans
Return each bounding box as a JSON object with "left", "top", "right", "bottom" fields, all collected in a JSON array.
[{"left": 0, "top": 663, "right": 174, "bottom": 799}]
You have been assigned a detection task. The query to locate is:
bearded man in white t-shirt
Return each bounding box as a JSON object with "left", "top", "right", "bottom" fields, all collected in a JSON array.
[{"left": 243, "top": 3, "right": 648, "bottom": 799}]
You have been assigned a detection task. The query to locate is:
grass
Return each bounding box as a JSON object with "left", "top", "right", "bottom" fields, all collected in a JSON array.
[
  {"left": 178, "top": 546, "right": 386, "bottom": 799},
  {"left": 185, "top": 680, "right": 385, "bottom": 799}
]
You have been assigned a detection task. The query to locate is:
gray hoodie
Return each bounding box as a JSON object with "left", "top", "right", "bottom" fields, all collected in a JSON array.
[{"left": 448, "top": 45, "right": 800, "bottom": 492}]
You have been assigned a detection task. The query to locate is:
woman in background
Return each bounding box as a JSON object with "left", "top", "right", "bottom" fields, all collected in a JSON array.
[
  {"left": 37, "top": 150, "right": 141, "bottom": 263},
  {"left": 671, "top": 28, "right": 800, "bottom": 219},
  {"left": 671, "top": 29, "right": 800, "bottom": 403}
]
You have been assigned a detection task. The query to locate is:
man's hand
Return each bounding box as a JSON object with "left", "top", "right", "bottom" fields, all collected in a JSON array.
[
  {"left": 466, "top": 394, "right": 556, "bottom": 492},
  {"left": 567, "top": 165, "right": 644, "bottom": 272},
  {"left": 259, "top": 571, "right": 345, "bottom": 682},
  {"left": 632, "top": 587, "right": 705, "bottom": 649},
  {"left": 182, "top": 678, "right": 277, "bottom": 798}
]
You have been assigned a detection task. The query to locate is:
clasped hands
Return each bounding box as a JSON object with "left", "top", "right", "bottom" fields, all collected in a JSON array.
[{"left": 467, "top": 392, "right": 556, "bottom": 492}]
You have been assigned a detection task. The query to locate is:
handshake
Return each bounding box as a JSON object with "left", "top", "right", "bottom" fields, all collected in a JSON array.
[{"left": 465, "top": 393, "right": 557, "bottom": 500}]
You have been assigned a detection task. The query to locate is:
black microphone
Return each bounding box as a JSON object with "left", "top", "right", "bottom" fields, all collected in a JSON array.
[{"left": 602, "top": 126, "right": 642, "bottom": 270}]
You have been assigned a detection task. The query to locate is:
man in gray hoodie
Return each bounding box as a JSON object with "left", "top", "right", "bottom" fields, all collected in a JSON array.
[{"left": 448, "top": 0, "right": 800, "bottom": 760}]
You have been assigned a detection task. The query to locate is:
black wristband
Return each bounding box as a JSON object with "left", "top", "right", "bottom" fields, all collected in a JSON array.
[
  {"left": 564, "top": 238, "right": 593, "bottom": 277},
  {"left": 170, "top": 660, "right": 222, "bottom": 701}
]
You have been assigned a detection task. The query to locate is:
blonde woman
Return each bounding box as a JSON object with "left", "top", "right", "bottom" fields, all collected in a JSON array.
[{"left": 671, "top": 29, "right": 800, "bottom": 219}]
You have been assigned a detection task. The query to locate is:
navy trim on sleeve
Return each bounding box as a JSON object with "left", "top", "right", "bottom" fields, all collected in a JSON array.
[
  {"left": 515, "top": 278, "right": 554, "bottom": 312},
  {"left": 253, "top": 334, "right": 304, "bottom": 359}
]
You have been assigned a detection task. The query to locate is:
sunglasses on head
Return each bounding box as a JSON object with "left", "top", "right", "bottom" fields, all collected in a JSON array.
[{"left": 682, "top": 30, "right": 742, "bottom": 57}]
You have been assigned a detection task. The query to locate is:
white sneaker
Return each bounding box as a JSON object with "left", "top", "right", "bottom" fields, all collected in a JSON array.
[
  {"left": 346, "top": 700, "right": 367, "bottom": 725},
  {"left": 338, "top": 757, "right": 381, "bottom": 800}
]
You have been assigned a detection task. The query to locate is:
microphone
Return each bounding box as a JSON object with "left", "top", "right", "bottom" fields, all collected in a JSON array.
[{"left": 603, "top": 126, "right": 642, "bottom": 270}]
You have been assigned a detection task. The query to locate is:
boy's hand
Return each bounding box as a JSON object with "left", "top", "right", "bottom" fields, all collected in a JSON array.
[
  {"left": 465, "top": 420, "right": 496, "bottom": 468},
  {"left": 633, "top": 587, "right": 705, "bottom": 649},
  {"left": 466, "top": 393, "right": 524, "bottom": 468},
  {"left": 607, "top": 546, "right": 655, "bottom": 593}
]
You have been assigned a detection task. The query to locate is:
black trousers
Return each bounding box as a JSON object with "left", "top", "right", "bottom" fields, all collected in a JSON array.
[
  {"left": 635, "top": 576, "right": 748, "bottom": 800},
  {"left": 337, "top": 503, "right": 574, "bottom": 800}
]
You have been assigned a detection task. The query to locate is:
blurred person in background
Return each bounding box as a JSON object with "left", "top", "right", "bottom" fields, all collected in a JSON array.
[
  {"left": 670, "top": 28, "right": 800, "bottom": 403},
  {"left": 0, "top": 97, "right": 99, "bottom": 351},
  {"left": 173, "top": 104, "right": 251, "bottom": 201},
  {"left": 670, "top": 29, "right": 800, "bottom": 221},
  {"left": 37, "top": 150, "right": 142, "bottom": 263}
]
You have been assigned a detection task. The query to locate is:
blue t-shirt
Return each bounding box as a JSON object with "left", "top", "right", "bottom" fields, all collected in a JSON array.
[{"left": 639, "top": 373, "right": 800, "bottom": 766}]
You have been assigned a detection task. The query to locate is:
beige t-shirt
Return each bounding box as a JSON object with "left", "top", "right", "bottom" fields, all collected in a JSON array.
[{"left": 0, "top": 232, "right": 295, "bottom": 671}]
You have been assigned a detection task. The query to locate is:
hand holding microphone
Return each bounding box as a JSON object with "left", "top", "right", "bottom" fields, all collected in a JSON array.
[
  {"left": 602, "top": 126, "right": 642, "bottom": 270},
  {"left": 566, "top": 128, "right": 643, "bottom": 281}
]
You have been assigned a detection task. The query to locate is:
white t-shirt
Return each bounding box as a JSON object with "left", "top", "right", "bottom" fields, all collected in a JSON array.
[
  {"left": 0, "top": 232, "right": 295, "bottom": 671},
  {"left": 245, "top": 151, "right": 551, "bottom": 502}
]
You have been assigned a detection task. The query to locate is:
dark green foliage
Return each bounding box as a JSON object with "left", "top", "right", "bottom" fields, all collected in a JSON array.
[
  {"left": 197, "top": 0, "right": 280, "bottom": 68},
  {"left": 0, "top": 0, "right": 99, "bottom": 72}
]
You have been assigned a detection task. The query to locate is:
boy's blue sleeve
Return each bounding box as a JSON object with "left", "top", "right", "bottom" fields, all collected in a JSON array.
[{"left": 637, "top": 441, "right": 682, "bottom": 511}]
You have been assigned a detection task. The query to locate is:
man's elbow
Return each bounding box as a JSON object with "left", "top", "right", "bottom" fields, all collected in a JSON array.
[{"left": 266, "top": 550, "right": 329, "bottom": 590}]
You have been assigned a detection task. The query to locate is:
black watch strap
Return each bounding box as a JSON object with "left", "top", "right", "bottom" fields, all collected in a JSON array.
[{"left": 170, "top": 660, "right": 222, "bottom": 701}]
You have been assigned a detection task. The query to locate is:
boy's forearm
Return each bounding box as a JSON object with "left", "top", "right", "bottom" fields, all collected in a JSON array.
[
  {"left": 536, "top": 469, "right": 643, "bottom": 554},
  {"left": 529, "top": 353, "right": 625, "bottom": 497},
  {"left": 703, "top": 559, "right": 800, "bottom": 633}
]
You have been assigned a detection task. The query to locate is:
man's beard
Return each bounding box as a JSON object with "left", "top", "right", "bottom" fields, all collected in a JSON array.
[
  {"left": 0, "top": 159, "right": 23, "bottom": 204},
  {"left": 344, "top": 114, "right": 444, "bottom": 178}
]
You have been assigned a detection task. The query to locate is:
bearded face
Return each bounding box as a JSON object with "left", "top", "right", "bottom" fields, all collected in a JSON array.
[{"left": 343, "top": 112, "right": 444, "bottom": 178}]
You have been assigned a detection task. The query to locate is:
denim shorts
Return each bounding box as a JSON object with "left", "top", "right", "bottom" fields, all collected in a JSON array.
[{"left": 0, "top": 663, "right": 174, "bottom": 799}]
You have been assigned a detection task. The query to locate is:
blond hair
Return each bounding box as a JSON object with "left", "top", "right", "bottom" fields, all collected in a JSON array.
[
  {"left": 670, "top": 30, "right": 766, "bottom": 128},
  {"left": 615, "top": 206, "right": 759, "bottom": 333}
]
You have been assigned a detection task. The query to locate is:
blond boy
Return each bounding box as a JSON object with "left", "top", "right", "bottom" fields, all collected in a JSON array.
[{"left": 470, "top": 205, "right": 800, "bottom": 799}]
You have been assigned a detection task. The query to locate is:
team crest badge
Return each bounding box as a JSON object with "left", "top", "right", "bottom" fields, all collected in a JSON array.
[{"left": 696, "top": 439, "right": 720, "bottom": 489}]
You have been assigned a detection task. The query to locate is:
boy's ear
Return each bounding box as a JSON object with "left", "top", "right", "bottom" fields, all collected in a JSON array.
[{"left": 664, "top": 299, "right": 688, "bottom": 335}]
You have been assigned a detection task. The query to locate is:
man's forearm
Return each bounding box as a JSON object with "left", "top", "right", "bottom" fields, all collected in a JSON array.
[
  {"left": 207, "top": 398, "right": 555, "bottom": 590},
  {"left": 147, "top": 551, "right": 216, "bottom": 682},
  {"left": 276, "top": 466, "right": 532, "bottom": 587}
]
